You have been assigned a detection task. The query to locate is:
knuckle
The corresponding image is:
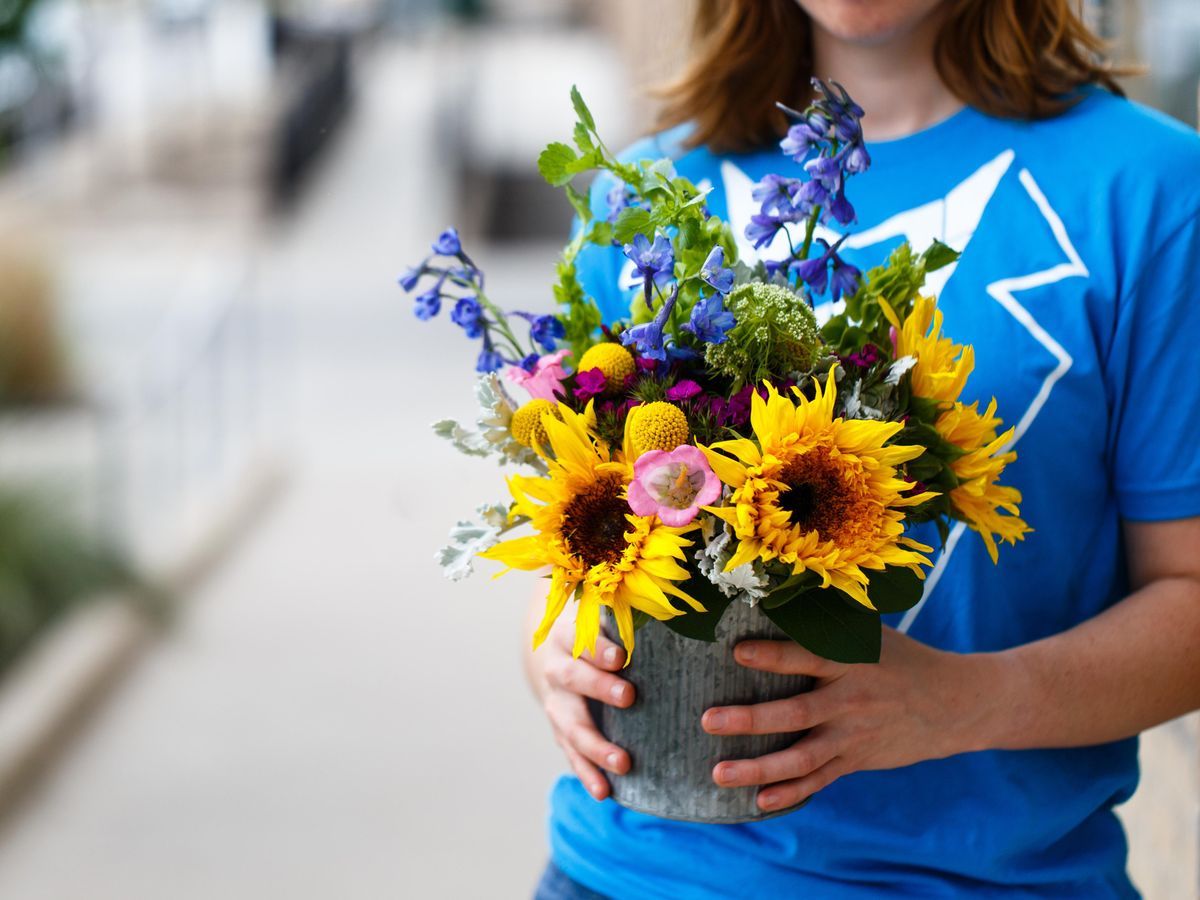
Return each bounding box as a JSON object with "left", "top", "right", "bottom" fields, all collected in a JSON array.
[{"left": 784, "top": 696, "right": 809, "bottom": 729}]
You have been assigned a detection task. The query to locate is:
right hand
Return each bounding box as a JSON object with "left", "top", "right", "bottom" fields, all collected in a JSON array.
[{"left": 526, "top": 608, "right": 635, "bottom": 801}]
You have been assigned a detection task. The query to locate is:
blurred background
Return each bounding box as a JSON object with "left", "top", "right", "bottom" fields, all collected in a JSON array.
[{"left": 0, "top": 0, "right": 1193, "bottom": 897}]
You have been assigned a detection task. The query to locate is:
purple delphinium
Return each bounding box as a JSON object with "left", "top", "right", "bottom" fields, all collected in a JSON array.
[
  {"left": 699, "top": 246, "right": 735, "bottom": 295},
  {"left": 829, "top": 254, "right": 862, "bottom": 304},
  {"left": 622, "top": 233, "right": 675, "bottom": 291},
  {"left": 397, "top": 266, "right": 422, "bottom": 292},
  {"left": 620, "top": 287, "right": 679, "bottom": 362},
  {"left": 450, "top": 296, "right": 484, "bottom": 338},
  {"left": 529, "top": 314, "right": 566, "bottom": 352},
  {"left": 746, "top": 213, "right": 788, "bottom": 250},
  {"left": 683, "top": 293, "right": 736, "bottom": 345},
  {"left": 432, "top": 227, "right": 462, "bottom": 257},
  {"left": 414, "top": 289, "right": 441, "bottom": 320},
  {"left": 790, "top": 253, "right": 829, "bottom": 295},
  {"left": 475, "top": 347, "right": 504, "bottom": 373}
]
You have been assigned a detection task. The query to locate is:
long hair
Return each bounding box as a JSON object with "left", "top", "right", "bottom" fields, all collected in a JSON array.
[{"left": 656, "top": 0, "right": 1128, "bottom": 153}]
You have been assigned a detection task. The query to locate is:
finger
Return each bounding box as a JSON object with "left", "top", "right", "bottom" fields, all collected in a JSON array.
[
  {"left": 559, "top": 737, "right": 610, "bottom": 801},
  {"left": 702, "top": 691, "right": 831, "bottom": 736},
  {"left": 545, "top": 693, "right": 631, "bottom": 775},
  {"left": 546, "top": 654, "right": 635, "bottom": 708},
  {"left": 712, "top": 735, "right": 837, "bottom": 788},
  {"left": 552, "top": 626, "right": 628, "bottom": 672},
  {"left": 756, "top": 757, "right": 852, "bottom": 812},
  {"left": 734, "top": 640, "right": 845, "bottom": 678}
]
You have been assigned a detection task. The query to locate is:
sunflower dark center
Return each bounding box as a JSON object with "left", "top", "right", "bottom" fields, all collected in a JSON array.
[
  {"left": 562, "top": 476, "right": 630, "bottom": 568},
  {"left": 776, "top": 449, "right": 856, "bottom": 541}
]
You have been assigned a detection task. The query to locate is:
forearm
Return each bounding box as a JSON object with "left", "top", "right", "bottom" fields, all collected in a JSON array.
[{"left": 969, "top": 575, "right": 1200, "bottom": 752}]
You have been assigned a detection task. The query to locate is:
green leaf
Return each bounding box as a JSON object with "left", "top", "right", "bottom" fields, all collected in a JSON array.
[
  {"left": 570, "top": 84, "right": 596, "bottom": 133},
  {"left": 612, "top": 207, "right": 654, "bottom": 244},
  {"left": 865, "top": 566, "right": 925, "bottom": 614},
  {"left": 538, "top": 142, "right": 579, "bottom": 187},
  {"left": 564, "top": 184, "right": 592, "bottom": 224},
  {"left": 587, "top": 221, "right": 613, "bottom": 247},
  {"left": 763, "top": 589, "right": 882, "bottom": 663},
  {"left": 573, "top": 121, "right": 595, "bottom": 154},
  {"left": 921, "top": 239, "right": 959, "bottom": 273},
  {"left": 659, "top": 571, "right": 734, "bottom": 643}
]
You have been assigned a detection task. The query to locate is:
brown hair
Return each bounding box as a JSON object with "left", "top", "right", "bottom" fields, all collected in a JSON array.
[{"left": 656, "top": 0, "right": 1128, "bottom": 153}]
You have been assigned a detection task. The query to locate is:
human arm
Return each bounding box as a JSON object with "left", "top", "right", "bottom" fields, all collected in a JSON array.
[{"left": 702, "top": 516, "right": 1200, "bottom": 811}]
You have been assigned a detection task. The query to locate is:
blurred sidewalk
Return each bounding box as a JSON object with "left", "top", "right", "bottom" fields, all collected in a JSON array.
[{"left": 0, "top": 37, "right": 570, "bottom": 899}]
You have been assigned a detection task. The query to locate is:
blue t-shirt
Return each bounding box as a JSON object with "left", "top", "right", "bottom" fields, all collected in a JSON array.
[{"left": 549, "top": 88, "right": 1200, "bottom": 899}]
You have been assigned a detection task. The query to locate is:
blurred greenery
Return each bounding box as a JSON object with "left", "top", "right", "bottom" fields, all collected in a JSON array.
[{"left": 0, "top": 486, "right": 135, "bottom": 675}]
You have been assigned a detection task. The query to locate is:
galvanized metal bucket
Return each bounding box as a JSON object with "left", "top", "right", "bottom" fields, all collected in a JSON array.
[{"left": 589, "top": 600, "right": 814, "bottom": 824}]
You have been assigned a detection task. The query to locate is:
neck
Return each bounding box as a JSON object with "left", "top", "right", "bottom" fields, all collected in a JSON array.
[{"left": 809, "top": 13, "right": 962, "bottom": 141}]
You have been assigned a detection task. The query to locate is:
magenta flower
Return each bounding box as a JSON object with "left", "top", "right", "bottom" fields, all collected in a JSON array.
[
  {"left": 573, "top": 368, "right": 607, "bottom": 401},
  {"left": 666, "top": 379, "right": 702, "bottom": 402},
  {"left": 506, "top": 349, "right": 571, "bottom": 401},
  {"left": 627, "top": 446, "right": 721, "bottom": 527}
]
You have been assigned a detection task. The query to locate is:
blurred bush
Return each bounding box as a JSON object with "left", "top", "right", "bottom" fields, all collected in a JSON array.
[{"left": 0, "top": 485, "right": 132, "bottom": 674}]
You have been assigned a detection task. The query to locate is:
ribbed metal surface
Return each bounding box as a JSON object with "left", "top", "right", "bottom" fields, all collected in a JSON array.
[{"left": 590, "top": 601, "right": 814, "bottom": 823}]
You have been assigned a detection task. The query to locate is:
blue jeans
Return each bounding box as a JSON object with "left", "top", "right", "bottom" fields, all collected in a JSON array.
[{"left": 533, "top": 861, "right": 611, "bottom": 900}]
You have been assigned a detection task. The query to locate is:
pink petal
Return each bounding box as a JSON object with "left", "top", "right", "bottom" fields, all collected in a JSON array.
[
  {"left": 626, "top": 479, "right": 657, "bottom": 517},
  {"left": 658, "top": 505, "right": 700, "bottom": 527},
  {"left": 632, "top": 449, "right": 669, "bottom": 479}
]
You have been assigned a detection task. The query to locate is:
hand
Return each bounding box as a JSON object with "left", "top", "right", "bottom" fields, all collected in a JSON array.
[
  {"left": 525, "top": 609, "right": 634, "bottom": 801},
  {"left": 701, "top": 627, "right": 994, "bottom": 812}
]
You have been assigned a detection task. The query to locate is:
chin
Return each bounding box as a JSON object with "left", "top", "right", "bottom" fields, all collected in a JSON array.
[{"left": 794, "top": 0, "right": 948, "bottom": 46}]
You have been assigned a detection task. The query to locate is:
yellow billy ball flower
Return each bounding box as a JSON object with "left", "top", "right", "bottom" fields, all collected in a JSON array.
[
  {"left": 511, "top": 398, "right": 561, "bottom": 448},
  {"left": 628, "top": 401, "right": 690, "bottom": 456},
  {"left": 578, "top": 343, "right": 635, "bottom": 393}
]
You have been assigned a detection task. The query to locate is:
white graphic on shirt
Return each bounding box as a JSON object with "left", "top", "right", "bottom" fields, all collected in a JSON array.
[
  {"left": 717, "top": 155, "right": 1086, "bottom": 633},
  {"left": 895, "top": 170, "right": 1086, "bottom": 632}
]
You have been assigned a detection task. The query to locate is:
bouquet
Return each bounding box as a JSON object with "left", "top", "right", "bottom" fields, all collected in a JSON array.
[{"left": 404, "top": 81, "right": 1029, "bottom": 667}]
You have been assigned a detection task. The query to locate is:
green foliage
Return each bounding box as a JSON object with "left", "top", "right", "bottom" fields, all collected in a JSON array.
[
  {"left": 660, "top": 568, "right": 734, "bottom": 642},
  {"left": 541, "top": 86, "right": 738, "bottom": 350},
  {"left": 704, "top": 283, "right": 822, "bottom": 388},
  {"left": 864, "top": 566, "right": 925, "bottom": 614},
  {"left": 823, "top": 240, "right": 960, "bottom": 355},
  {"left": 763, "top": 588, "right": 882, "bottom": 664},
  {"left": 0, "top": 486, "right": 136, "bottom": 673}
]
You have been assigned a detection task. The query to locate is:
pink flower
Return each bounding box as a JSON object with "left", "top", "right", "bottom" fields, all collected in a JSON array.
[
  {"left": 573, "top": 368, "right": 607, "bottom": 401},
  {"left": 665, "top": 379, "right": 702, "bottom": 402},
  {"left": 506, "top": 350, "right": 571, "bottom": 401},
  {"left": 627, "top": 445, "right": 721, "bottom": 527}
]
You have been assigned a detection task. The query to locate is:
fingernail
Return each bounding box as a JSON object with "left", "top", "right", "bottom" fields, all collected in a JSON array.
[
  {"left": 610, "top": 683, "right": 626, "bottom": 702},
  {"left": 606, "top": 752, "right": 621, "bottom": 769},
  {"left": 707, "top": 711, "right": 726, "bottom": 730},
  {"left": 760, "top": 791, "right": 777, "bottom": 809},
  {"left": 718, "top": 764, "right": 738, "bottom": 783},
  {"left": 604, "top": 647, "right": 619, "bottom": 664},
  {"left": 738, "top": 644, "right": 757, "bottom": 660},
  {"left": 591, "top": 783, "right": 603, "bottom": 798}
]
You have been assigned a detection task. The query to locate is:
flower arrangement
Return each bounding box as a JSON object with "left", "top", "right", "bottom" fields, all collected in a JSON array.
[{"left": 404, "top": 82, "right": 1029, "bottom": 665}]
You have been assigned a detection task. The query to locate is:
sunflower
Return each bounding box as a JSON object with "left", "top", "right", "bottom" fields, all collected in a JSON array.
[
  {"left": 882, "top": 294, "right": 974, "bottom": 404},
  {"left": 698, "top": 374, "right": 936, "bottom": 610},
  {"left": 478, "top": 402, "right": 700, "bottom": 662},
  {"left": 936, "top": 399, "right": 1031, "bottom": 562},
  {"left": 884, "top": 295, "right": 1030, "bottom": 561}
]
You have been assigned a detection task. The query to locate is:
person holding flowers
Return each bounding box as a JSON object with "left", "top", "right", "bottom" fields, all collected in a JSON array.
[{"left": 516, "top": 1, "right": 1200, "bottom": 898}]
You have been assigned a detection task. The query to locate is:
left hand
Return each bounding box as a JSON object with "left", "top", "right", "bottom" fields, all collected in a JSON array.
[{"left": 702, "top": 627, "right": 995, "bottom": 812}]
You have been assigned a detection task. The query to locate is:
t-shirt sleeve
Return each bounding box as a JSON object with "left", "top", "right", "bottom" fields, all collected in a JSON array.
[{"left": 1107, "top": 209, "right": 1200, "bottom": 521}]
